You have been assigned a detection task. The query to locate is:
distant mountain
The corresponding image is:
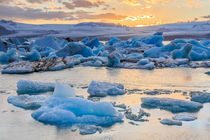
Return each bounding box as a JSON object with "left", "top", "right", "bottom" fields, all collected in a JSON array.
[
  {"left": 74, "top": 22, "right": 121, "bottom": 27},
  {"left": 0, "top": 19, "right": 210, "bottom": 40},
  {"left": 0, "top": 25, "right": 15, "bottom": 36}
]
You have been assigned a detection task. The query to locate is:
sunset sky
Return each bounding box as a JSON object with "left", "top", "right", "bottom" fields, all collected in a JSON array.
[{"left": 0, "top": 0, "right": 209, "bottom": 26}]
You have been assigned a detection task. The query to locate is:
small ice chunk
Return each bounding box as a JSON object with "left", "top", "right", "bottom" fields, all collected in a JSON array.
[
  {"left": 160, "top": 118, "right": 182, "bottom": 126},
  {"left": 53, "top": 81, "right": 75, "bottom": 98},
  {"left": 87, "top": 81, "right": 125, "bottom": 97},
  {"left": 137, "top": 59, "right": 149, "bottom": 65},
  {"left": 8, "top": 95, "right": 50, "bottom": 110},
  {"left": 17, "top": 80, "right": 55, "bottom": 95},
  {"left": 107, "top": 51, "right": 123, "bottom": 67},
  {"left": 79, "top": 125, "right": 102, "bottom": 135},
  {"left": 172, "top": 114, "right": 197, "bottom": 121},
  {"left": 141, "top": 97, "right": 203, "bottom": 113}
]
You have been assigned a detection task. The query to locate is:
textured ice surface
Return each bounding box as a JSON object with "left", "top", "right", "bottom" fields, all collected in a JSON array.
[
  {"left": 8, "top": 95, "right": 50, "bottom": 110},
  {"left": 172, "top": 114, "right": 197, "bottom": 121},
  {"left": 160, "top": 119, "right": 182, "bottom": 126},
  {"left": 17, "top": 80, "right": 55, "bottom": 95},
  {"left": 87, "top": 81, "right": 125, "bottom": 97},
  {"left": 141, "top": 97, "right": 203, "bottom": 113}
]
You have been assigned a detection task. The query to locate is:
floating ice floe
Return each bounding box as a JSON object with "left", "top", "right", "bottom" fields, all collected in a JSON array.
[
  {"left": 141, "top": 97, "right": 203, "bottom": 113},
  {"left": 160, "top": 119, "right": 182, "bottom": 126},
  {"left": 31, "top": 82, "right": 123, "bottom": 126},
  {"left": 87, "top": 81, "right": 125, "bottom": 97},
  {"left": 17, "top": 80, "right": 55, "bottom": 95},
  {"left": 79, "top": 125, "right": 102, "bottom": 135},
  {"left": 172, "top": 114, "right": 197, "bottom": 121},
  {"left": 8, "top": 95, "right": 50, "bottom": 110},
  {"left": 190, "top": 91, "right": 210, "bottom": 103}
]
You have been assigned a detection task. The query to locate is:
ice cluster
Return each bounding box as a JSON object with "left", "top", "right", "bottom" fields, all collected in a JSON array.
[{"left": 1, "top": 33, "right": 210, "bottom": 74}]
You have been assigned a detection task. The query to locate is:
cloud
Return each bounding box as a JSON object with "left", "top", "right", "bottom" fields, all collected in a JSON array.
[
  {"left": 26, "top": 0, "right": 50, "bottom": 3},
  {"left": 0, "top": 5, "right": 71, "bottom": 20},
  {"left": 121, "top": 0, "right": 141, "bottom": 6},
  {"left": 0, "top": 5, "right": 125, "bottom": 21},
  {"left": 63, "top": 0, "right": 104, "bottom": 9}
]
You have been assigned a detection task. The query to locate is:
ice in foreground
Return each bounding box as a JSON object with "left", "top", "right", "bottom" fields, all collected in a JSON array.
[
  {"left": 17, "top": 80, "right": 55, "bottom": 95},
  {"left": 87, "top": 81, "right": 125, "bottom": 97},
  {"left": 172, "top": 114, "right": 197, "bottom": 121},
  {"left": 141, "top": 97, "right": 203, "bottom": 113},
  {"left": 8, "top": 95, "right": 50, "bottom": 110},
  {"left": 160, "top": 119, "right": 182, "bottom": 126},
  {"left": 32, "top": 82, "right": 123, "bottom": 126}
]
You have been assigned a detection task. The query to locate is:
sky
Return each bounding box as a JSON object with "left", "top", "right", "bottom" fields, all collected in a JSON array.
[{"left": 0, "top": 0, "right": 210, "bottom": 26}]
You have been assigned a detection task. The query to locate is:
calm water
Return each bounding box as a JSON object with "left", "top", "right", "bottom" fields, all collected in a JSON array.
[{"left": 0, "top": 67, "right": 210, "bottom": 140}]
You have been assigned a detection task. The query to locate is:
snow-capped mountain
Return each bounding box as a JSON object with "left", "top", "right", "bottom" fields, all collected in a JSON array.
[{"left": 0, "top": 19, "right": 210, "bottom": 40}]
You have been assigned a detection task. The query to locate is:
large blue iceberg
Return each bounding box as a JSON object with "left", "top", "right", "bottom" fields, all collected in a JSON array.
[{"left": 31, "top": 82, "right": 123, "bottom": 126}]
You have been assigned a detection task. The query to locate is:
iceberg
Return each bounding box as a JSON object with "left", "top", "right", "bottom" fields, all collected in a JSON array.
[
  {"left": 32, "top": 97, "right": 123, "bottom": 126},
  {"left": 33, "top": 36, "right": 61, "bottom": 50},
  {"left": 160, "top": 119, "right": 182, "bottom": 126},
  {"left": 141, "top": 97, "right": 203, "bottom": 113},
  {"left": 56, "top": 42, "right": 85, "bottom": 57},
  {"left": 172, "top": 114, "right": 197, "bottom": 121},
  {"left": 31, "top": 82, "right": 123, "bottom": 126},
  {"left": 107, "top": 51, "right": 123, "bottom": 67},
  {"left": 172, "top": 44, "right": 192, "bottom": 59},
  {"left": 0, "top": 48, "right": 19, "bottom": 64},
  {"left": 17, "top": 80, "right": 55, "bottom": 95},
  {"left": 19, "top": 50, "right": 41, "bottom": 62},
  {"left": 106, "top": 37, "right": 121, "bottom": 46},
  {"left": 142, "top": 33, "right": 164, "bottom": 47},
  {"left": 144, "top": 47, "right": 163, "bottom": 58},
  {"left": 8, "top": 95, "right": 50, "bottom": 110},
  {"left": 87, "top": 81, "right": 125, "bottom": 97},
  {"left": 85, "top": 38, "right": 100, "bottom": 49}
]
